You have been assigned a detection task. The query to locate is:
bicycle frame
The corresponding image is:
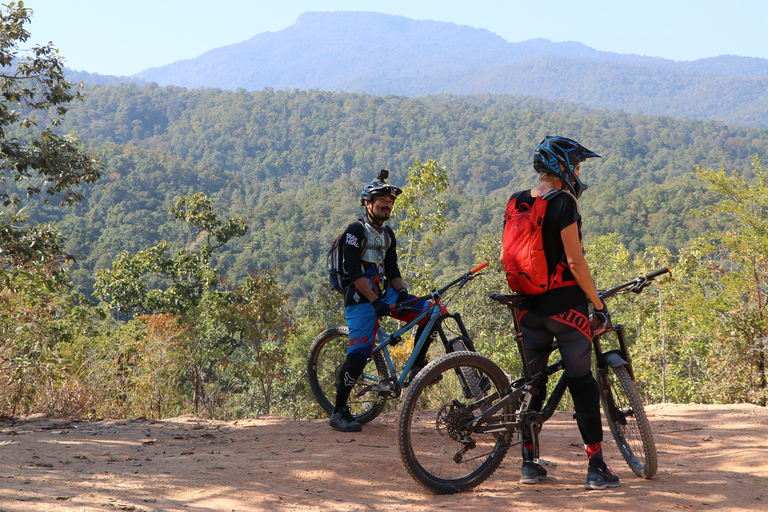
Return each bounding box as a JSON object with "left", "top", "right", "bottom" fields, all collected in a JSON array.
[
  {"left": 347, "top": 261, "right": 490, "bottom": 399},
  {"left": 364, "top": 290, "right": 478, "bottom": 395}
]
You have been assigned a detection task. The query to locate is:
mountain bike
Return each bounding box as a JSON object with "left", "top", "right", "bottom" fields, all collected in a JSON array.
[
  {"left": 397, "top": 268, "right": 669, "bottom": 494},
  {"left": 307, "top": 261, "right": 489, "bottom": 424}
]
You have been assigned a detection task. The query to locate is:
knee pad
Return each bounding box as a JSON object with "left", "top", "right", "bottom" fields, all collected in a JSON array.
[{"left": 337, "top": 353, "right": 369, "bottom": 389}]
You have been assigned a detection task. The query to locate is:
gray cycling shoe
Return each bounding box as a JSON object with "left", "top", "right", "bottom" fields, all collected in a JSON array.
[
  {"left": 329, "top": 407, "right": 362, "bottom": 432},
  {"left": 585, "top": 465, "right": 621, "bottom": 490},
  {"left": 520, "top": 461, "right": 548, "bottom": 484}
]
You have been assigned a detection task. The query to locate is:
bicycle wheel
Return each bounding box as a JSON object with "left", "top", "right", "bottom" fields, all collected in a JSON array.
[
  {"left": 306, "top": 326, "right": 389, "bottom": 424},
  {"left": 398, "top": 351, "right": 515, "bottom": 494},
  {"left": 599, "top": 364, "right": 657, "bottom": 478}
]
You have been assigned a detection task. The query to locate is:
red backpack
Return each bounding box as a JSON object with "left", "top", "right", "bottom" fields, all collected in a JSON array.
[{"left": 502, "top": 189, "right": 575, "bottom": 295}]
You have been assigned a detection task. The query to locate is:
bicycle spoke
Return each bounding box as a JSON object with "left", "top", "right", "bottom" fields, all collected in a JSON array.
[{"left": 600, "top": 365, "right": 657, "bottom": 478}]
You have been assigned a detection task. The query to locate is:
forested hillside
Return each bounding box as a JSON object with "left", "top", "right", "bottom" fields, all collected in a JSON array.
[
  {"left": 5, "top": 3, "right": 768, "bottom": 423},
  {"left": 0, "top": 86, "right": 768, "bottom": 308},
  {"left": 5, "top": 83, "right": 768, "bottom": 419},
  {"left": 4, "top": 83, "right": 763, "bottom": 305}
]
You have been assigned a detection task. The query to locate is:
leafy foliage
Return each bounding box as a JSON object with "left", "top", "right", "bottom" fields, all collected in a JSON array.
[
  {"left": 0, "top": 2, "right": 101, "bottom": 208},
  {"left": 29, "top": 84, "right": 767, "bottom": 308},
  {"left": 393, "top": 159, "right": 450, "bottom": 292}
]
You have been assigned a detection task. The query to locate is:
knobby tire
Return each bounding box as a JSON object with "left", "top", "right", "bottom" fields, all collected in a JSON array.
[
  {"left": 599, "top": 364, "right": 658, "bottom": 479},
  {"left": 397, "top": 352, "right": 514, "bottom": 494},
  {"left": 447, "top": 337, "right": 485, "bottom": 398}
]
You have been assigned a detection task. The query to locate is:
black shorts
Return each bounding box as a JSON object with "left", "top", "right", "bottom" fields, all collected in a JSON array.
[{"left": 519, "top": 302, "right": 593, "bottom": 378}]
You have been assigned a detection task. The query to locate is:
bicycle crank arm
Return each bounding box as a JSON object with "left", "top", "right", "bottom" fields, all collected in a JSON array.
[{"left": 366, "top": 381, "right": 401, "bottom": 398}]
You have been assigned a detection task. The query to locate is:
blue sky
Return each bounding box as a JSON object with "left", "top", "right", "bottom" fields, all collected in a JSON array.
[{"left": 25, "top": 0, "right": 768, "bottom": 76}]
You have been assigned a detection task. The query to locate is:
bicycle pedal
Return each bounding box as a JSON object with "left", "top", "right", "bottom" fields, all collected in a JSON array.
[{"left": 534, "top": 458, "right": 557, "bottom": 468}]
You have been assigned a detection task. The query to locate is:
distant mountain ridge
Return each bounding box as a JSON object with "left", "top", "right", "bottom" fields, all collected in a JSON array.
[{"left": 69, "top": 11, "right": 768, "bottom": 128}]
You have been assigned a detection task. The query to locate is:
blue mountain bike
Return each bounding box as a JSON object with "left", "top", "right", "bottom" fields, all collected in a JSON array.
[{"left": 307, "top": 262, "right": 489, "bottom": 424}]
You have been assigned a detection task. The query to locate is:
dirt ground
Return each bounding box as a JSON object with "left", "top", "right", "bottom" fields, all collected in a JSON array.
[{"left": 1, "top": 403, "right": 767, "bottom": 512}]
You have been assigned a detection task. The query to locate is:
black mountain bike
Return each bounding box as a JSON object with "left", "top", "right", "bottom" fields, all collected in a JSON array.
[
  {"left": 307, "top": 262, "right": 489, "bottom": 424},
  {"left": 397, "top": 268, "right": 668, "bottom": 494}
]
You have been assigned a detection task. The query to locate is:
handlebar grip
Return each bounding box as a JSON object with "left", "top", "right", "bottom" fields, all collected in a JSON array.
[
  {"left": 645, "top": 267, "right": 670, "bottom": 279},
  {"left": 470, "top": 261, "right": 489, "bottom": 274}
]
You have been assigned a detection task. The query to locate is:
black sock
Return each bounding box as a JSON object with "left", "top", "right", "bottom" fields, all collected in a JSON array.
[{"left": 334, "top": 353, "right": 368, "bottom": 411}]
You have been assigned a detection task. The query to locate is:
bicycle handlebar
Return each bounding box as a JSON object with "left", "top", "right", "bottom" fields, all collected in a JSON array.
[
  {"left": 390, "top": 261, "right": 490, "bottom": 312},
  {"left": 434, "top": 260, "right": 489, "bottom": 296},
  {"left": 600, "top": 267, "right": 670, "bottom": 300},
  {"left": 470, "top": 260, "right": 490, "bottom": 274},
  {"left": 489, "top": 267, "right": 671, "bottom": 308}
]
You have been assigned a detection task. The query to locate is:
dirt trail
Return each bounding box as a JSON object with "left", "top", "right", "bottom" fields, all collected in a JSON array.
[{"left": 1, "top": 403, "right": 767, "bottom": 511}]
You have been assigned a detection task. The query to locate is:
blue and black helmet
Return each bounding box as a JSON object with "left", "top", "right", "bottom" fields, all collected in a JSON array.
[
  {"left": 533, "top": 136, "right": 600, "bottom": 199},
  {"left": 361, "top": 169, "right": 402, "bottom": 205}
]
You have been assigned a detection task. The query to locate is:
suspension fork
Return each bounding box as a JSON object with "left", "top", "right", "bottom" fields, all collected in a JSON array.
[
  {"left": 593, "top": 324, "right": 635, "bottom": 380},
  {"left": 592, "top": 326, "right": 632, "bottom": 425},
  {"left": 436, "top": 313, "right": 475, "bottom": 352}
]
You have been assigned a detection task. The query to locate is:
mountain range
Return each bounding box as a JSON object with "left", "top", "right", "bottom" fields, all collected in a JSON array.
[{"left": 67, "top": 11, "right": 768, "bottom": 128}]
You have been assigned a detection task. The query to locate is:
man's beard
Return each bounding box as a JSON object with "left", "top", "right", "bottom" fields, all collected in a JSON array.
[
  {"left": 371, "top": 208, "right": 390, "bottom": 224},
  {"left": 373, "top": 210, "right": 389, "bottom": 223}
]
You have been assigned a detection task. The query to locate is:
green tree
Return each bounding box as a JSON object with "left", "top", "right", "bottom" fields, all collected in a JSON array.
[
  {"left": 0, "top": 2, "right": 101, "bottom": 284},
  {"left": 219, "top": 269, "right": 295, "bottom": 416},
  {"left": 392, "top": 159, "right": 450, "bottom": 292},
  {"left": 0, "top": 2, "right": 102, "bottom": 416},
  {"left": 93, "top": 193, "right": 247, "bottom": 316},
  {"left": 0, "top": 2, "right": 101, "bottom": 208},
  {"left": 694, "top": 155, "right": 768, "bottom": 405},
  {"left": 94, "top": 193, "right": 248, "bottom": 410}
]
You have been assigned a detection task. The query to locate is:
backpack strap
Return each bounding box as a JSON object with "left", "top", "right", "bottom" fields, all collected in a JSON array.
[
  {"left": 541, "top": 189, "right": 578, "bottom": 290},
  {"left": 541, "top": 188, "right": 567, "bottom": 201},
  {"left": 356, "top": 219, "right": 368, "bottom": 255}
]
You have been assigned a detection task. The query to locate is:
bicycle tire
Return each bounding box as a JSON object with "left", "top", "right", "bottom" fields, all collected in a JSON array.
[
  {"left": 306, "top": 326, "right": 389, "bottom": 424},
  {"left": 398, "top": 352, "right": 514, "bottom": 494},
  {"left": 599, "top": 364, "right": 657, "bottom": 479}
]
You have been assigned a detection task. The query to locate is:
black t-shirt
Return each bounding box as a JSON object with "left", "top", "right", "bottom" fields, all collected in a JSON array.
[
  {"left": 506, "top": 189, "right": 587, "bottom": 316},
  {"left": 340, "top": 219, "right": 401, "bottom": 307}
]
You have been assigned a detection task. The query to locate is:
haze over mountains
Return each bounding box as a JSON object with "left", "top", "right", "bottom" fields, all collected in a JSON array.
[{"left": 67, "top": 11, "right": 768, "bottom": 128}]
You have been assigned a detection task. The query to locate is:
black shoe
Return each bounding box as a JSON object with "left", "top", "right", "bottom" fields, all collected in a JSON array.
[
  {"left": 585, "top": 465, "right": 620, "bottom": 490},
  {"left": 520, "top": 461, "right": 548, "bottom": 484},
  {"left": 329, "top": 406, "right": 362, "bottom": 432}
]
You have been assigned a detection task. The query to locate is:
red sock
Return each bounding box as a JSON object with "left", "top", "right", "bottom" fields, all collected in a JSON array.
[
  {"left": 522, "top": 443, "right": 535, "bottom": 462},
  {"left": 586, "top": 442, "right": 606, "bottom": 469}
]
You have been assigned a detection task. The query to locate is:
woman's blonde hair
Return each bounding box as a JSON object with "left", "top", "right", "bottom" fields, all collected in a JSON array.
[{"left": 538, "top": 172, "right": 559, "bottom": 183}]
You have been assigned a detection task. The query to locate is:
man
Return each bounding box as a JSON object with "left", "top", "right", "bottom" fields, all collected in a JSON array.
[
  {"left": 499, "top": 136, "right": 620, "bottom": 490},
  {"left": 330, "top": 170, "right": 435, "bottom": 433}
]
